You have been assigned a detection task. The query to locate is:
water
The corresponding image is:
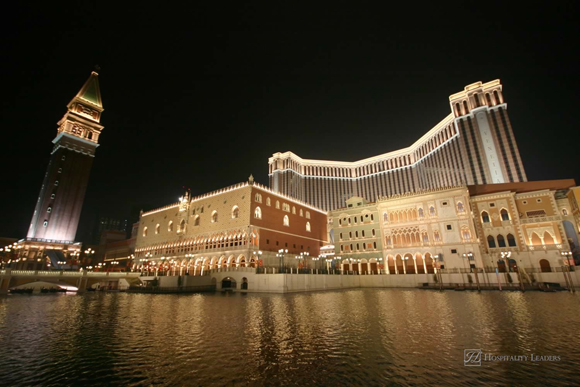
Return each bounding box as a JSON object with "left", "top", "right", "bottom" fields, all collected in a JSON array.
[{"left": 1, "top": 290, "right": 580, "bottom": 386}]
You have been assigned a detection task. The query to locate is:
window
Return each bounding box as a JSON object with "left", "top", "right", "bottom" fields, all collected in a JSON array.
[
  {"left": 168, "top": 221, "right": 174, "bottom": 231},
  {"left": 51, "top": 194, "right": 56, "bottom": 199},
  {"left": 180, "top": 220, "right": 186, "bottom": 232},
  {"left": 254, "top": 206, "right": 262, "bottom": 219},
  {"left": 43, "top": 220, "right": 48, "bottom": 227},
  {"left": 481, "top": 211, "right": 490, "bottom": 223},
  {"left": 497, "top": 234, "right": 506, "bottom": 248},
  {"left": 211, "top": 211, "right": 218, "bottom": 223},
  {"left": 429, "top": 206, "right": 435, "bottom": 216},
  {"left": 283, "top": 203, "right": 290, "bottom": 212},
  {"left": 507, "top": 233, "right": 517, "bottom": 247},
  {"left": 232, "top": 206, "right": 240, "bottom": 219},
  {"left": 442, "top": 201, "right": 448, "bottom": 206},
  {"left": 200, "top": 206, "right": 204, "bottom": 213},
  {"left": 446, "top": 224, "right": 452, "bottom": 231},
  {"left": 422, "top": 232, "right": 429, "bottom": 243},
  {"left": 457, "top": 202, "right": 465, "bottom": 213},
  {"left": 373, "top": 242, "right": 377, "bottom": 249},
  {"left": 339, "top": 233, "right": 343, "bottom": 239},
  {"left": 58, "top": 168, "right": 62, "bottom": 173},
  {"left": 500, "top": 208, "right": 510, "bottom": 221},
  {"left": 372, "top": 229, "right": 375, "bottom": 236},
  {"left": 487, "top": 235, "right": 496, "bottom": 248},
  {"left": 418, "top": 208, "right": 424, "bottom": 218},
  {"left": 292, "top": 206, "right": 296, "bottom": 214},
  {"left": 489, "top": 203, "right": 495, "bottom": 207},
  {"left": 255, "top": 193, "right": 262, "bottom": 203},
  {"left": 305, "top": 211, "right": 310, "bottom": 219},
  {"left": 355, "top": 231, "right": 359, "bottom": 238},
  {"left": 155, "top": 224, "right": 160, "bottom": 234},
  {"left": 47, "top": 207, "right": 52, "bottom": 213},
  {"left": 462, "top": 227, "right": 471, "bottom": 241},
  {"left": 536, "top": 198, "right": 542, "bottom": 203},
  {"left": 349, "top": 232, "right": 352, "bottom": 238},
  {"left": 306, "top": 222, "right": 311, "bottom": 232},
  {"left": 563, "top": 209, "right": 568, "bottom": 216},
  {"left": 300, "top": 209, "right": 303, "bottom": 217},
  {"left": 283, "top": 215, "right": 289, "bottom": 227},
  {"left": 276, "top": 201, "right": 280, "bottom": 209},
  {"left": 362, "top": 230, "right": 365, "bottom": 237},
  {"left": 522, "top": 200, "right": 528, "bottom": 205},
  {"left": 143, "top": 227, "right": 148, "bottom": 237},
  {"left": 194, "top": 216, "right": 200, "bottom": 226},
  {"left": 451, "top": 249, "right": 457, "bottom": 254},
  {"left": 54, "top": 180, "right": 59, "bottom": 186},
  {"left": 383, "top": 212, "right": 389, "bottom": 222},
  {"left": 266, "top": 197, "right": 271, "bottom": 206},
  {"left": 434, "top": 231, "right": 441, "bottom": 241},
  {"left": 370, "top": 214, "right": 374, "bottom": 221}
]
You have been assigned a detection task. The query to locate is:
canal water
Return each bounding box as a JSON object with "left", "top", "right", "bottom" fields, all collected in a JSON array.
[{"left": 1, "top": 289, "right": 579, "bottom": 386}]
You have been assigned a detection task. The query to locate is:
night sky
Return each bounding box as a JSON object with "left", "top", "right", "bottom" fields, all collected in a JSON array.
[{"left": 1, "top": 2, "right": 579, "bottom": 241}]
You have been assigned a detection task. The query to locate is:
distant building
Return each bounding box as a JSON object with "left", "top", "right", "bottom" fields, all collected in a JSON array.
[
  {"left": 134, "top": 178, "right": 328, "bottom": 274},
  {"left": 269, "top": 80, "right": 527, "bottom": 211},
  {"left": 13, "top": 72, "right": 104, "bottom": 270}
]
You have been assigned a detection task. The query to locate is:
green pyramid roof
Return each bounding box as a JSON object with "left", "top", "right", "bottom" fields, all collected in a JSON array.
[{"left": 75, "top": 71, "right": 102, "bottom": 108}]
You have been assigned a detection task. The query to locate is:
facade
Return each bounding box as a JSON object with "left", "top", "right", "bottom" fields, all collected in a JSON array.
[
  {"left": 327, "top": 180, "right": 580, "bottom": 279},
  {"left": 13, "top": 72, "right": 104, "bottom": 270},
  {"left": 330, "top": 196, "right": 382, "bottom": 274},
  {"left": 269, "top": 80, "right": 527, "bottom": 211},
  {"left": 133, "top": 178, "right": 328, "bottom": 274}
]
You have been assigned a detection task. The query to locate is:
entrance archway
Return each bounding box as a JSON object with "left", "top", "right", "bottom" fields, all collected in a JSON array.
[
  {"left": 342, "top": 260, "right": 350, "bottom": 272},
  {"left": 221, "top": 277, "right": 237, "bottom": 289},
  {"left": 415, "top": 253, "right": 425, "bottom": 274},
  {"left": 395, "top": 255, "right": 404, "bottom": 274},
  {"left": 539, "top": 259, "right": 551, "bottom": 273},
  {"left": 241, "top": 277, "right": 248, "bottom": 290},
  {"left": 424, "top": 253, "right": 434, "bottom": 274},
  {"left": 360, "top": 259, "right": 368, "bottom": 275},
  {"left": 404, "top": 253, "right": 415, "bottom": 274},
  {"left": 369, "top": 258, "right": 378, "bottom": 274}
]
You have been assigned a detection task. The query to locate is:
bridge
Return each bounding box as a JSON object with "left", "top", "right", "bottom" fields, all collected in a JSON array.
[{"left": 0, "top": 269, "right": 141, "bottom": 294}]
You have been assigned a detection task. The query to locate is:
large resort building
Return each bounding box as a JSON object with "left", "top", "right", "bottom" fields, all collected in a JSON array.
[{"left": 269, "top": 80, "right": 527, "bottom": 212}]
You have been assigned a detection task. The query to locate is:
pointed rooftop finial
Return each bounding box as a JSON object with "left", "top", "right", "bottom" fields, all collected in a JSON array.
[
  {"left": 249, "top": 174, "right": 255, "bottom": 185},
  {"left": 69, "top": 71, "right": 103, "bottom": 110}
]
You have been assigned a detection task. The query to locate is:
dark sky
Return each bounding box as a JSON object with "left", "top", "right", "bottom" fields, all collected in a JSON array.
[{"left": 1, "top": 2, "right": 579, "bottom": 240}]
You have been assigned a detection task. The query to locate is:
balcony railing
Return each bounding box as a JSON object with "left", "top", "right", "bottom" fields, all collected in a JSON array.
[{"left": 520, "top": 215, "right": 561, "bottom": 224}]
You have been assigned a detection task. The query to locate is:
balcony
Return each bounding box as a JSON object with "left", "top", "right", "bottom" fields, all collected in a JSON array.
[
  {"left": 520, "top": 215, "right": 561, "bottom": 224},
  {"left": 527, "top": 244, "right": 563, "bottom": 251}
]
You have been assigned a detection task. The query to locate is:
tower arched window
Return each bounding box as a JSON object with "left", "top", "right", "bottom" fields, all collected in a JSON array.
[
  {"left": 255, "top": 193, "right": 262, "bottom": 203},
  {"left": 481, "top": 211, "right": 490, "bottom": 223},
  {"left": 292, "top": 206, "right": 296, "bottom": 214},
  {"left": 232, "top": 206, "right": 240, "bottom": 219},
  {"left": 429, "top": 206, "right": 436, "bottom": 216},
  {"left": 306, "top": 222, "right": 311, "bottom": 232},
  {"left": 180, "top": 219, "right": 186, "bottom": 232},
  {"left": 500, "top": 208, "right": 510, "bottom": 221},
  {"left": 211, "top": 211, "right": 218, "bottom": 223},
  {"left": 266, "top": 197, "right": 271, "bottom": 206},
  {"left": 493, "top": 90, "right": 501, "bottom": 104},
  {"left": 300, "top": 209, "right": 303, "bottom": 217},
  {"left": 47, "top": 207, "right": 52, "bottom": 213},
  {"left": 497, "top": 234, "right": 506, "bottom": 248},
  {"left": 487, "top": 235, "right": 496, "bottom": 248},
  {"left": 283, "top": 215, "right": 289, "bottom": 227},
  {"left": 254, "top": 206, "right": 262, "bottom": 219},
  {"left": 457, "top": 202, "right": 465, "bottom": 213},
  {"left": 485, "top": 93, "right": 492, "bottom": 106},
  {"left": 418, "top": 208, "right": 424, "bottom": 218},
  {"left": 463, "top": 100, "right": 469, "bottom": 114},
  {"left": 43, "top": 220, "right": 48, "bottom": 227}
]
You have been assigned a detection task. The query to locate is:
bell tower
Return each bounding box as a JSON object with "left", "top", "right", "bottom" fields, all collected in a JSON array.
[{"left": 27, "top": 72, "right": 104, "bottom": 243}]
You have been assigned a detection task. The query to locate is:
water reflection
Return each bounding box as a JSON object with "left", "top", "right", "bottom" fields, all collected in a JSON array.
[{"left": 1, "top": 290, "right": 580, "bottom": 385}]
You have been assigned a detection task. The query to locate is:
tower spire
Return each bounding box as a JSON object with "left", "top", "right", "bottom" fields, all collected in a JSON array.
[{"left": 69, "top": 71, "right": 103, "bottom": 109}]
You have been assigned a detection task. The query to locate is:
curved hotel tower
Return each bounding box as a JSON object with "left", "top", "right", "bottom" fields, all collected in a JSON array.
[{"left": 269, "top": 80, "right": 527, "bottom": 211}]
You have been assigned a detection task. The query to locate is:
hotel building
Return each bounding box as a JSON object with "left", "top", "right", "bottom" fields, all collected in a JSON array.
[
  {"left": 134, "top": 177, "right": 328, "bottom": 274},
  {"left": 269, "top": 80, "right": 527, "bottom": 211}
]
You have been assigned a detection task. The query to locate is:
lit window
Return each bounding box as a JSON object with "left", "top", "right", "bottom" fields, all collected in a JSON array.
[
  {"left": 255, "top": 206, "right": 262, "bottom": 219},
  {"left": 51, "top": 193, "right": 56, "bottom": 199},
  {"left": 563, "top": 209, "right": 568, "bottom": 216},
  {"left": 481, "top": 211, "right": 490, "bottom": 223},
  {"left": 255, "top": 193, "right": 262, "bottom": 203},
  {"left": 305, "top": 211, "right": 310, "bottom": 219},
  {"left": 429, "top": 206, "right": 435, "bottom": 216},
  {"left": 292, "top": 206, "right": 296, "bottom": 214},
  {"left": 306, "top": 222, "right": 311, "bottom": 232},
  {"left": 168, "top": 221, "right": 174, "bottom": 232},
  {"left": 180, "top": 220, "right": 186, "bottom": 232},
  {"left": 47, "top": 207, "right": 52, "bottom": 213},
  {"left": 283, "top": 215, "right": 289, "bottom": 227},
  {"left": 276, "top": 201, "right": 280, "bottom": 209},
  {"left": 283, "top": 203, "right": 290, "bottom": 212},
  {"left": 194, "top": 216, "right": 200, "bottom": 226},
  {"left": 155, "top": 224, "right": 160, "bottom": 234},
  {"left": 143, "top": 227, "right": 148, "bottom": 237},
  {"left": 418, "top": 208, "right": 424, "bottom": 218},
  {"left": 500, "top": 208, "right": 510, "bottom": 221},
  {"left": 211, "top": 211, "right": 218, "bottom": 223},
  {"left": 58, "top": 168, "right": 62, "bottom": 174},
  {"left": 266, "top": 197, "right": 271, "bottom": 206},
  {"left": 232, "top": 206, "right": 240, "bottom": 219}
]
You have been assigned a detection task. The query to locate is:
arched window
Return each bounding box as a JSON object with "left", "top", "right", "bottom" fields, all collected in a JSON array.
[
  {"left": 500, "top": 208, "right": 510, "bottom": 221},
  {"left": 232, "top": 206, "right": 240, "bottom": 219},
  {"left": 300, "top": 209, "right": 303, "bottom": 217},
  {"left": 462, "top": 227, "right": 471, "bottom": 241},
  {"left": 305, "top": 211, "right": 310, "bottom": 219},
  {"left": 168, "top": 221, "right": 174, "bottom": 232},
  {"left": 481, "top": 211, "right": 490, "bottom": 223},
  {"left": 429, "top": 206, "right": 435, "bottom": 216},
  {"left": 155, "top": 224, "right": 160, "bottom": 234},
  {"left": 143, "top": 227, "right": 148, "bottom": 237},
  {"left": 266, "top": 197, "right": 271, "bottom": 206},
  {"left": 306, "top": 222, "right": 311, "bottom": 232},
  {"left": 463, "top": 100, "right": 469, "bottom": 113},
  {"left": 43, "top": 220, "right": 48, "bottom": 227},
  {"left": 487, "top": 235, "right": 496, "bottom": 248},
  {"left": 422, "top": 232, "right": 429, "bottom": 243},
  {"left": 254, "top": 206, "right": 262, "bottom": 219},
  {"left": 370, "top": 214, "right": 374, "bottom": 221},
  {"left": 283, "top": 215, "right": 289, "bottom": 227},
  {"left": 180, "top": 220, "right": 186, "bottom": 232},
  {"left": 507, "top": 233, "right": 517, "bottom": 247},
  {"left": 497, "top": 234, "right": 506, "bottom": 247},
  {"left": 47, "top": 206, "right": 52, "bottom": 213},
  {"left": 372, "top": 229, "right": 375, "bottom": 236},
  {"left": 194, "top": 216, "right": 200, "bottom": 226},
  {"left": 275, "top": 200, "right": 280, "bottom": 209},
  {"left": 383, "top": 212, "right": 389, "bottom": 222},
  {"left": 292, "top": 206, "right": 296, "bottom": 214},
  {"left": 457, "top": 202, "right": 464, "bottom": 213},
  {"left": 418, "top": 208, "right": 424, "bottom": 218},
  {"left": 255, "top": 193, "right": 262, "bottom": 203},
  {"left": 211, "top": 211, "right": 218, "bottom": 223},
  {"left": 562, "top": 209, "right": 568, "bottom": 216},
  {"left": 433, "top": 230, "right": 441, "bottom": 242},
  {"left": 355, "top": 231, "right": 359, "bottom": 238}
]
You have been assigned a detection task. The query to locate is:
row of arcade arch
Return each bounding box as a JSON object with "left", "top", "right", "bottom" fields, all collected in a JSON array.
[
  {"left": 341, "top": 253, "right": 436, "bottom": 274},
  {"left": 136, "top": 254, "right": 259, "bottom": 276}
]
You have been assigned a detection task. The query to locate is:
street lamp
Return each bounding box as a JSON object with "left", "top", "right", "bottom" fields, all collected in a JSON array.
[
  {"left": 462, "top": 252, "right": 480, "bottom": 290},
  {"left": 561, "top": 250, "right": 573, "bottom": 267},
  {"left": 276, "top": 249, "right": 288, "bottom": 273},
  {"left": 560, "top": 250, "right": 575, "bottom": 293},
  {"left": 300, "top": 252, "right": 309, "bottom": 270}
]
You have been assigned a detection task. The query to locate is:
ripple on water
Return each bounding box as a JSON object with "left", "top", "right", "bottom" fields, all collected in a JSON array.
[{"left": 1, "top": 290, "right": 580, "bottom": 385}]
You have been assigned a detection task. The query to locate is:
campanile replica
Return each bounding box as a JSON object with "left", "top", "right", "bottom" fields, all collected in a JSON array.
[{"left": 19, "top": 72, "right": 104, "bottom": 269}]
